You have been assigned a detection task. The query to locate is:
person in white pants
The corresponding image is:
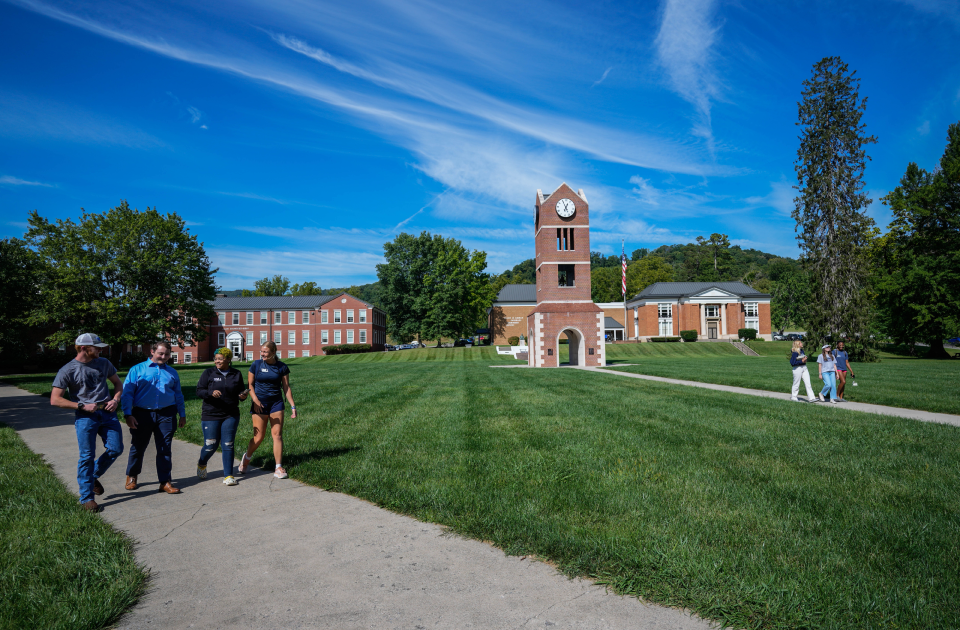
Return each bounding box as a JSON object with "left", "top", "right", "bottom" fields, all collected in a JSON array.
[{"left": 790, "top": 340, "right": 816, "bottom": 402}]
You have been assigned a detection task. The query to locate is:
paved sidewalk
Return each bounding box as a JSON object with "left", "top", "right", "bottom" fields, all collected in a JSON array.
[
  {"left": 589, "top": 366, "right": 960, "bottom": 428},
  {"left": 1, "top": 384, "right": 712, "bottom": 630}
]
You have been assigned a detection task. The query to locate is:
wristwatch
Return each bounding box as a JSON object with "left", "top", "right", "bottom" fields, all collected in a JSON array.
[{"left": 77, "top": 401, "right": 83, "bottom": 411}]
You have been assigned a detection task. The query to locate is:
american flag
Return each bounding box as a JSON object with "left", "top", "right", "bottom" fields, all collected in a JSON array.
[{"left": 621, "top": 240, "right": 627, "bottom": 297}]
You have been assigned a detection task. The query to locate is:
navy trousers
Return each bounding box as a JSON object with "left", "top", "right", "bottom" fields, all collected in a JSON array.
[{"left": 125, "top": 405, "right": 176, "bottom": 484}]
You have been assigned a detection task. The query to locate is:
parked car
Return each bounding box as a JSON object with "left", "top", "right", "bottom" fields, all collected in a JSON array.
[
  {"left": 384, "top": 344, "right": 397, "bottom": 351},
  {"left": 400, "top": 343, "right": 417, "bottom": 350},
  {"left": 947, "top": 337, "right": 960, "bottom": 345},
  {"left": 453, "top": 339, "right": 471, "bottom": 347}
]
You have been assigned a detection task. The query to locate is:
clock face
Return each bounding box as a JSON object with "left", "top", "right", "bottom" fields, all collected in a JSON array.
[{"left": 556, "top": 198, "right": 576, "bottom": 217}]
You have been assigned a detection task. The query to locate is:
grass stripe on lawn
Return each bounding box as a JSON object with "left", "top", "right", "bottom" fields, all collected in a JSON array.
[{"left": 0, "top": 423, "right": 146, "bottom": 630}]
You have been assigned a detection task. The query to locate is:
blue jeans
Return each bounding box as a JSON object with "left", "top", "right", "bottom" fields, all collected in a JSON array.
[
  {"left": 820, "top": 371, "right": 837, "bottom": 400},
  {"left": 75, "top": 411, "right": 124, "bottom": 504},
  {"left": 125, "top": 406, "right": 176, "bottom": 484},
  {"left": 198, "top": 417, "right": 239, "bottom": 477}
]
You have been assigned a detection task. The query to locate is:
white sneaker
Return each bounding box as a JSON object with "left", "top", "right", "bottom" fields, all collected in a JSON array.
[
  {"left": 818, "top": 394, "right": 825, "bottom": 402},
  {"left": 808, "top": 398, "right": 817, "bottom": 403},
  {"left": 790, "top": 397, "right": 798, "bottom": 401},
  {"left": 223, "top": 476, "right": 238, "bottom": 486},
  {"left": 830, "top": 399, "right": 838, "bottom": 404},
  {"left": 238, "top": 453, "right": 250, "bottom": 475},
  {"left": 274, "top": 466, "right": 288, "bottom": 479}
]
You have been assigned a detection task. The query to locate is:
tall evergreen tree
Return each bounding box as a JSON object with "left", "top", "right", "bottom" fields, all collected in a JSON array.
[
  {"left": 876, "top": 122, "right": 960, "bottom": 358},
  {"left": 793, "top": 56, "right": 878, "bottom": 359}
]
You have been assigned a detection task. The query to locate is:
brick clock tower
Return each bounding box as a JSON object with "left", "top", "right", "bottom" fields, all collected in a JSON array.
[{"left": 527, "top": 184, "right": 605, "bottom": 367}]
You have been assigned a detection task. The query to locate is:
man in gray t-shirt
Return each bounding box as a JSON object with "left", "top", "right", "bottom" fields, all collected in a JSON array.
[{"left": 50, "top": 333, "right": 125, "bottom": 512}]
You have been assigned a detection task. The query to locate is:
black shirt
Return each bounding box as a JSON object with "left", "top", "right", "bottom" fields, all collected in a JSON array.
[{"left": 196, "top": 366, "right": 246, "bottom": 421}]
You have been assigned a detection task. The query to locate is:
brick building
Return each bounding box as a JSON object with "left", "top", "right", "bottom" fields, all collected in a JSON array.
[
  {"left": 140, "top": 293, "right": 386, "bottom": 364},
  {"left": 627, "top": 282, "right": 771, "bottom": 341},
  {"left": 526, "top": 184, "right": 605, "bottom": 367}
]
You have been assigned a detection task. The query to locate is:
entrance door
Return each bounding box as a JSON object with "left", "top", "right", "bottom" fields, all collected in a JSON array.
[
  {"left": 230, "top": 340, "right": 242, "bottom": 358},
  {"left": 708, "top": 323, "right": 718, "bottom": 339}
]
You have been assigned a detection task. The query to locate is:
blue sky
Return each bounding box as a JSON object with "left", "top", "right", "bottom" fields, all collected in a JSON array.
[{"left": 1, "top": 0, "right": 958, "bottom": 290}]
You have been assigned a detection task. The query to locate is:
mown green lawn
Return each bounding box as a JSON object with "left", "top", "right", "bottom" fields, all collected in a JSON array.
[
  {"left": 603, "top": 342, "right": 960, "bottom": 415},
  {"left": 0, "top": 423, "right": 147, "bottom": 630},
  {"left": 7, "top": 355, "right": 959, "bottom": 629}
]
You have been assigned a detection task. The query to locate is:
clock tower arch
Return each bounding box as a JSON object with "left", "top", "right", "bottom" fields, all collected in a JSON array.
[{"left": 527, "top": 183, "right": 605, "bottom": 367}]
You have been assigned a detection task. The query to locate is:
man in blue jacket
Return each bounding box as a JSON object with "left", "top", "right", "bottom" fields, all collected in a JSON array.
[{"left": 122, "top": 341, "right": 187, "bottom": 494}]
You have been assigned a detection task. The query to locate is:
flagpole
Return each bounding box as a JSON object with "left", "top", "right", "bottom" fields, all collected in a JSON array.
[{"left": 621, "top": 239, "right": 627, "bottom": 341}]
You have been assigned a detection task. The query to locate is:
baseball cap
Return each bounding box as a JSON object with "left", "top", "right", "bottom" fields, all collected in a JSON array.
[
  {"left": 75, "top": 333, "right": 109, "bottom": 348},
  {"left": 822, "top": 343, "right": 831, "bottom": 349}
]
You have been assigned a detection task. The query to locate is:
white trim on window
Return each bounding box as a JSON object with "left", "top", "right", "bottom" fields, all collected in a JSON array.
[
  {"left": 245, "top": 351, "right": 253, "bottom": 361},
  {"left": 232, "top": 312, "right": 239, "bottom": 325},
  {"left": 302, "top": 330, "right": 309, "bottom": 345},
  {"left": 288, "top": 331, "right": 296, "bottom": 345},
  {"left": 288, "top": 351, "right": 295, "bottom": 358},
  {"left": 302, "top": 350, "right": 309, "bottom": 357},
  {"left": 321, "top": 330, "right": 328, "bottom": 344},
  {"left": 321, "top": 310, "right": 328, "bottom": 323},
  {"left": 218, "top": 312, "right": 225, "bottom": 325},
  {"left": 218, "top": 332, "right": 225, "bottom": 346},
  {"left": 274, "top": 311, "right": 281, "bottom": 325},
  {"left": 288, "top": 311, "right": 295, "bottom": 324},
  {"left": 302, "top": 310, "right": 309, "bottom": 324},
  {"left": 359, "top": 329, "right": 366, "bottom": 343},
  {"left": 334, "top": 310, "right": 341, "bottom": 323},
  {"left": 347, "top": 330, "right": 354, "bottom": 343},
  {"left": 274, "top": 331, "right": 281, "bottom": 344},
  {"left": 246, "top": 332, "right": 253, "bottom": 346},
  {"left": 246, "top": 312, "right": 253, "bottom": 325},
  {"left": 334, "top": 330, "right": 341, "bottom": 344},
  {"left": 184, "top": 353, "right": 192, "bottom": 364},
  {"left": 347, "top": 309, "right": 354, "bottom": 323},
  {"left": 260, "top": 331, "right": 267, "bottom": 345},
  {"left": 359, "top": 309, "right": 366, "bottom": 323}
]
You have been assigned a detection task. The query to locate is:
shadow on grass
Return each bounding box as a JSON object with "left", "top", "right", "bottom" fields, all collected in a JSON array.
[{"left": 281, "top": 446, "right": 362, "bottom": 469}]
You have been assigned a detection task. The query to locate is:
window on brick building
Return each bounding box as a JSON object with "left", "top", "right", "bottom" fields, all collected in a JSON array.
[
  {"left": 658, "top": 303, "right": 673, "bottom": 337},
  {"left": 184, "top": 353, "right": 192, "bottom": 364},
  {"left": 556, "top": 227, "right": 575, "bottom": 251},
  {"left": 288, "top": 331, "right": 295, "bottom": 345},
  {"left": 218, "top": 332, "right": 225, "bottom": 346},
  {"left": 347, "top": 309, "right": 354, "bottom": 323},
  {"left": 274, "top": 331, "right": 281, "bottom": 344},
  {"left": 321, "top": 330, "right": 328, "bottom": 344},
  {"left": 302, "top": 311, "right": 309, "bottom": 324},
  {"left": 347, "top": 330, "right": 354, "bottom": 343},
  {"left": 302, "top": 331, "right": 309, "bottom": 344},
  {"left": 232, "top": 312, "right": 239, "bottom": 325},
  {"left": 218, "top": 312, "right": 225, "bottom": 325},
  {"left": 275, "top": 311, "right": 281, "bottom": 325},
  {"left": 744, "top": 302, "right": 759, "bottom": 332},
  {"left": 359, "top": 309, "right": 366, "bottom": 323},
  {"left": 288, "top": 311, "right": 295, "bottom": 324},
  {"left": 302, "top": 350, "right": 309, "bottom": 357},
  {"left": 334, "top": 310, "right": 341, "bottom": 323},
  {"left": 705, "top": 305, "right": 719, "bottom": 318},
  {"left": 260, "top": 312, "right": 267, "bottom": 325},
  {"left": 260, "top": 331, "right": 267, "bottom": 345},
  {"left": 558, "top": 264, "right": 575, "bottom": 287},
  {"left": 171, "top": 353, "right": 178, "bottom": 364},
  {"left": 334, "top": 330, "right": 341, "bottom": 344},
  {"left": 288, "top": 351, "right": 295, "bottom": 358},
  {"left": 245, "top": 351, "right": 253, "bottom": 361},
  {"left": 321, "top": 310, "right": 328, "bottom": 323},
  {"left": 246, "top": 332, "right": 253, "bottom": 346},
  {"left": 359, "top": 329, "right": 366, "bottom": 343},
  {"left": 246, "top": 312, "right": 253, "bottom": 325}
]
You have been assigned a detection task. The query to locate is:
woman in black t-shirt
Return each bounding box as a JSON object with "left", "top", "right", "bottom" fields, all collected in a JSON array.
[
  {"left": 195, "top": 348, "right": 248, "bottom": 485},
  {"left": 239, "top": 341, "right": 297, "bottom": 479}
]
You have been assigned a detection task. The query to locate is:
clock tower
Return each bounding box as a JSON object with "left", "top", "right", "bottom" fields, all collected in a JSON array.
[{"left": 527, "top": 184, "right": 605, "bottom": 367}]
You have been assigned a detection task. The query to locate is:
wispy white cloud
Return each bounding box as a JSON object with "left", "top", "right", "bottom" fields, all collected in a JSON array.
[
  {"left": 208, "top": 245, "right": 385, "bottom": 288},
  {"left": 187, "top": 106, "right": 202, "bottom": 123},
  {"left": 917, "top": 120, "right": 931, "bottom": 135},
  {"left": 591, "top": 67, "right": 613, "bottom": 89},
  {"left": 0, "top": 89, "right": 165, "bottom": 149},
  {"left": 655, "top": 0, "right": 722, "bottom": 153},
  {"left": 744, "top": 178, "right": 795, "bottom": 216},
  {"left": 0, "top": 175, "right": 56, "bottom": 187}
]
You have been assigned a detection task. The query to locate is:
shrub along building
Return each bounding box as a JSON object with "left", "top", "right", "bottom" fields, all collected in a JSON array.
[
  {"left": 490, "top": 281, "right": 771, "bottom": 345},
  {"left": 134, "top": 293, "right": 386, "bottom": 364}
]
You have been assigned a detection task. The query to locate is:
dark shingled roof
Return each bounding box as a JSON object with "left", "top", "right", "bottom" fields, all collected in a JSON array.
[
  {"left": 603, "top": 317, "right": 624, "bottom": 330},
  {"left": 212, "top": 295, "right": 339, "bottom": 310},
  {"left": 627, "top": 282, "right": 770, "bottom": 305},
  {"left": 494, "top": 284, "right": 537, "bottom": 303}
]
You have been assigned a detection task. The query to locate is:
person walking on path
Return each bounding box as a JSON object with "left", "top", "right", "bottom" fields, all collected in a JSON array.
[
  {"left": 239, "top": 341, "right": 296, "bottom": 479},
  {"left": 195, "top": 348, "right": 248, "bottom": 486},
  {"left": 49, "top": 333, "right": 125, "bottom": 512},
  {"left": 789, "top": 340, "right": 817, "bottom": 403},
  {"left": 832, "top": 341, "right": 856, "bottom": 401},
  {"left": 122, "top": 341, "right": 186, "bottom": 494},
  {"left": 816, "top": 343, "right": 839, "bottom": 404}
]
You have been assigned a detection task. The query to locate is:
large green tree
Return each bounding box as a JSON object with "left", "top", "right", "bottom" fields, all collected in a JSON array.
[
  {"left": 0, "top": 238, "right": 42, "bottom": 358},
  {"left": 590, "top": 267, "right": 622, "bottom": 303},
  {"left": 253, "top": 275, "right": 291, "bottom": 296},
  {"left": 793, "top": 56, "right": 878, "bottom": 359},
  {"left": 290, "top": 281, "right": 323, "bottom": 296},
  {"left": 25, "top": 201, "right": 217, "bottom": 355},
  {"left": 876, "top": 122, "right": 960, "bottom": 358},
  {"left": 625, "top": 255, "right": 674, "bottom": 298},
  {"left": 377, "top": 232, "right": 491, "bottom": 344}
]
